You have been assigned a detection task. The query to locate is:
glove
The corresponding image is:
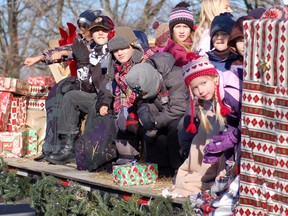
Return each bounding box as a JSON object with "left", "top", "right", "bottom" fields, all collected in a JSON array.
[
  {"left": 71, "top": 39, "right": 90, "bottom": 67},
  {"left": 137, "top": 104, "right": 155, "bottom": 131},
  {"left": 203, "top": 152, "right": 223, "bottom": 164},
  {"left": 204, "top": 130, "right": 237, "bottom": 154},
  {"left": 117, "top": 107, "right": 129, "bottom": 131}
]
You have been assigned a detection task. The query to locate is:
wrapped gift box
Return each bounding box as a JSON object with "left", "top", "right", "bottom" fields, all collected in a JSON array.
[
  {"left": 26, "top": 109, "right": 46, "bottom": 153},
  {"left": 112, "top": 163, "right": 158, "bottom": 186},
  {"left": 0, "top": 130, "right": 27, "bottom": 158},
  {"left": 24, "top": 128, "right": 38, "bottom": 157},
  {"left": 7, "top": 95, "right": 27, "bottom": 131},
  {"left": 236, "top": 19, "right": 288, "bottom": 216},
  {"left": 27, "top": 95, "right": 47, "bottom": 111},
  {"left": 28, "top": 76, "right": 55, "bottom": 86},
  {"left": 0, "top": 77, "right": 30, "bottom": 96},
  {"left": 0, "top": 92, "right": 13, "bottom": 132},
  {"left": 29, "top": 85, "right": 52, "bottom": 96}
]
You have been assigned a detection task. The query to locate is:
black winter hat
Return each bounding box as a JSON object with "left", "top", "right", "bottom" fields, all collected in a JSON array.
[{"left": 210, "top": 12, "right": 235, "bottom": 38}]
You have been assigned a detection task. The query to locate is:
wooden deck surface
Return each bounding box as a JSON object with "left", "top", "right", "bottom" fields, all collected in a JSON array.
[{"left": 3, "top": 157, "right": 185, "bottom": 204}]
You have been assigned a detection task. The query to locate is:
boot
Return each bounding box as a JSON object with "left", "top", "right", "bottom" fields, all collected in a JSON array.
[
  {"left": 34, "top": 151, "right": 52, "bottom": 162},
  {"left": 47, "top": 134, "right": 78, "bottom": 165}
]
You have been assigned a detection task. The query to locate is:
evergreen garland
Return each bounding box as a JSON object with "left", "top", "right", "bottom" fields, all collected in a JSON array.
[{"left": 0, "top": 157, "right": 196, "bottom": 215}]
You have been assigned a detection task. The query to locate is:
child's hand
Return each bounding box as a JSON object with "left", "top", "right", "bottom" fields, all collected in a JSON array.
[
  {"left": 204, "top": 131, "right": 237, "bottom": 154},
  {"left": 24, "top": 55, "right": 44, "bottom": 66},
  {"left": 99, "top": 106, "right": 108, "bottom": 116}
]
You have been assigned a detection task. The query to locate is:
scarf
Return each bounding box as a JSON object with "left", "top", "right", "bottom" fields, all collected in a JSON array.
[
  {"left": 113, "top": 60, "right": 136, "bottom": 112},
  {"left": 89, "top": 44, "right": 109, "bottom": 66}
]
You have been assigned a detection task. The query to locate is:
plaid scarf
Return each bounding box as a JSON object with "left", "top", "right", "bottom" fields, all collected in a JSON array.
[{"left": 113, "top": 60, "right": 136, "bottom": 113}]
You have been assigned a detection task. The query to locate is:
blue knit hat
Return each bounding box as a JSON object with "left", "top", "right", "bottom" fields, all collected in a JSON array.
[{"left": 210, "top": 12, "right": 235, "bottom": 38}]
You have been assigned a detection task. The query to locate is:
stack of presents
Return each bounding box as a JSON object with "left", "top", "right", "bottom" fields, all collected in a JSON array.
[
  {"left": 0, "top": 76, "right": 54, "bottom": 158},
  {"left": 0, "top": 75, "right": 159, "bottom": 186}
]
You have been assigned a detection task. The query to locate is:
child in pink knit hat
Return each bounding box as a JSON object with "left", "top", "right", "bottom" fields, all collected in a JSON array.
[{"left": 173, "top": 52, "right": 242, "bottom": 197}]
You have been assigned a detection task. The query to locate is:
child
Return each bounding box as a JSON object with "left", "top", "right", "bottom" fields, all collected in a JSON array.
[
  {"left": 163, "top": 1, "right": 195, "bottom": 67},
  {"left": 206, "top": 12, "right": 238, "bottom": 72},
  {"left": 125, "top": 52, "right": 188, "bottom": 177},
  {"left": 172, "top": 53, "right": 242, "bottom": 197},
  {"left": 43, "top": 15, "right": 115, "bottom": 165},
  {"left": 192, "top": 0, "right": 233, "bottom": 55},
  {"left": 96, "top": 26, "right": 144, "bottom": 164},
  {"left": 152, "top": 21, "right": 170, "bottom": 51},
  {"left": 24, "top": 9, "right": 109, "bottom": 162},
  {"left": 228, "top": 15, "right": 254, "bottom": 66}
]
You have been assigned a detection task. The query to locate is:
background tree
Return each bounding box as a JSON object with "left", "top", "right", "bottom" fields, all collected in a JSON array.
[{"left": 0, "top": 0, "right": 276, "bottom": 79}]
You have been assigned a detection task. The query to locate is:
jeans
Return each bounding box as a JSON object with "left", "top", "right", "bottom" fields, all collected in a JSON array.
[{"left": 57, "top": 90, "right": 97, "bottom": 135}]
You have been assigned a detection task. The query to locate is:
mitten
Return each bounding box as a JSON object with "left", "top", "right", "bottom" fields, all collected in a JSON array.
[
  {"left": 71, "top": 39, "right": 90, "bottom": 67},
  {"left": 117, "top": 107, "right": 128, "bottom": 131},
  {"left": 203, "top": 152, "right": 223, "bottom": 164},
  {"left": 204, "top": 130, "right": 237, "bottom": 154},
  {"left": 137, "top": 104, "right": 155, "bottom": 131}
]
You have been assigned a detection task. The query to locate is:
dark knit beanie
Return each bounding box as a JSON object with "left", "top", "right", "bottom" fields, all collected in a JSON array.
[
  {"left": 228, "top": 15, "right": 254, "bottom": 48},
  {"left": 248, "top": 8, "right": 265, "bottom": 19},
  {"left": 169, "top": 2, "right": 194, "bottom": 38},
  {"left": 126, "top": 63, "right": 161, "bottom": 99},
  {"left": 210, "top": 12, "right": 235, "bottom": 38},
  {"left": 89, "top": 16, "right": 114, "bottom": 31}
]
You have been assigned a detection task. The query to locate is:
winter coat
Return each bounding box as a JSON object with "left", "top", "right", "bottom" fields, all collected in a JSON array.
[
  {"left": 143, "top": 52, "right": 189, "bottom": 129},
  {"left": 173, "top": 67, "right": 242, "bottom": 197},
  {"left": 95, "top": 42, "right": 144, "bottom": 112},
  {"left": 163, "top": 39, "right": 189, "bottom": 68},
  {"left": 79, "top": 44, "right": 110, "bottom": 93},
  {"left": 206, "top": 49, "right": 239, "bottom": 73}
]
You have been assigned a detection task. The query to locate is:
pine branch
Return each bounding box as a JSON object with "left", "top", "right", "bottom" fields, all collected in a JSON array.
[{"left": 0, "top": 157, "right": 195, "bottom": 215}]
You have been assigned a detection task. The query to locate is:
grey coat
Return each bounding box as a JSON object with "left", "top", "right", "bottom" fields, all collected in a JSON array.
[{"left": 145, "top": 52, "right": 189, "bottom": 129}]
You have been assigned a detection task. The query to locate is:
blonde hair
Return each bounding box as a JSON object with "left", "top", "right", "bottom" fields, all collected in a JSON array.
[
  {"left": 194, "top": 75, "right": 226, "bottom": 133},
  {"left": 192, "top": 0, "right": 224, "bottom": 51},
  {"left": 173, "top": 30, "right": 194, "bottom": 52}
]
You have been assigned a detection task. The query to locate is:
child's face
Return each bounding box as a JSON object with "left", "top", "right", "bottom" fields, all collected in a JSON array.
[
  {"left": 79, "top": 26, "right": 92, "bottom": 41},
  {"left": 212, "top": 31, "right": 229, "bottom": 51},
  {"left": 91, "top": 28, "right": 109, "bottom": 45},
  {"left": 189, "top": 75, "right": 217, "bottom": 101},
  {"left": 235, "top": 38, "right": 244, "bottom": 56},
  {"left": 220, "top": 0, "right": 233, "bottom": 13},
  {"left": 113, "top": 46, "right": 134, "bottom": 63},
  {"left": 173, "top": 23, "right": 191, "bottom": 42}
]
